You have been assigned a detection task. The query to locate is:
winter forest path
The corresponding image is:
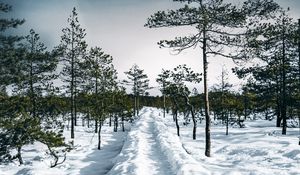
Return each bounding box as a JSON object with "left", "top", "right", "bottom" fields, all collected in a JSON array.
[{"left": 107, "top": 108, "right": 174, "bottom": 175}]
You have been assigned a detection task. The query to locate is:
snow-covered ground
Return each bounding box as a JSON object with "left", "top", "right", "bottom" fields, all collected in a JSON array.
[
  {"left": 151, "top": 108, "right": 300, "bottom": 175},
  {"left": 1, "top": 107, "right": 300, "bottom": 175},
  {"left": 109, "top": 107, "right": 300, "bottom": 175},
  {"left": 0, "top": 120, "right": 129, "bottom": 175}
]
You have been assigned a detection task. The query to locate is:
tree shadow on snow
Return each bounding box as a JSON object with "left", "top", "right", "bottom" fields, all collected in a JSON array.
[
  {"left": 79, "top": 131, "right": 126, "bottom": 175},
  {"left": 15, "top": 168, "right": 31, "bottom": 175}
]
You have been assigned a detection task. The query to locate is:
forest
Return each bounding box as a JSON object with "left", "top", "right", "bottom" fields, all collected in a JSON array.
[{"left": 1, "top": 0, "right": 300, "bottom": 174}]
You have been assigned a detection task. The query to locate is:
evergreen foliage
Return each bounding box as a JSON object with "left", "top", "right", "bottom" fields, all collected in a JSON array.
[
  {"left": 59, "top": 7, "right": 88, "bottom": 139},
  {"left": 233, "top": 9, "right": 299, "bottom": 134},
  {"left": 157, "top": 65, "right": 201, "bottom": 139},
  {"left": 15, "top": 29, "right": 58, "bottom": 118},
  {"left": 0, "top": 2, "right": 24, "bottom": 92},
  {"left": 124, "top": 64, "right": 150, "bottom": 116},
  {"left": 84, "top": 46, "right": 118, "bottom": 149}
]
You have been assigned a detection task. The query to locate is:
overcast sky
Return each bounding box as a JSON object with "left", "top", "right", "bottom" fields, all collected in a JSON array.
[{"left": 4, "top": 0, "right": 300, "bottom": 95}]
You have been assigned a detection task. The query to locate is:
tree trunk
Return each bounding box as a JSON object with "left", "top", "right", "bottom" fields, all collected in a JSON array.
[
  {"left": 243, "top": 92, "right": 248, "bottom": 121},
  {"left": 172, "top": 108, "right": 176, "bottom": 122},
  {"left": 175, "top": 110, "right": 180, "bottom": 136},
  {"left": 298, "top": 19, "right": 300, "bottom": 145},
  {"left": 203, "top": 29, "right": 211, "bottom": 157},
  {"left": 183, "top": 95, "right": 196, "bottom": 140},
  {"left": 238, "top": 115, "right": 243, "bottom": 128},
  {"left": 137, "top": 95, "right": 140, "bottom": 116},
  {"left": 173, "top": 98, "right": 180, "bottom": 137},
  {"left": 87, "top": 110, "right": 90, "bottom": 128},
  {"left": 74, "top": 77, "right": 77, "bottom": 126},
  {"left": 265, "top": 110, "right": 269, "bottom": 120},
  {"left": 275, "top": 52, "right": 282, "bottom": 127},
  {"left": 163, "top": 94, "right": 166, "bottom": 118},
  {"left": 95, "top": 77, "right": 98, "bottom": 133},
  {"left": 191, "top": 107, "right": 196, "bottom": 140},
  {"left": 70, "top": 16, "right": 75, "bottom": 139},
  {"left": 17, "top": 146, "right": 23, "bottom": 165},
  {"left": 134, "top": 95, "right": 137, "bottom": 117},
  {"left": 220, "top": 103, "right": 224, "bottom": 122},
  {"left": 111, "top": 94, "right": 114, "bottom": 127},
  {"left": 109, "top": 114, "right": 112, "bottom": 127},
  {"left": 95, "top": 119, "right": 98, "bottom": 133},
  {"left": 71, "top": 73, "right": 75, "bottom": 139},
  {"left": 276, "top": 87, "right": 282, "bottom": 127},
  {"left": 281, "top": 20, "right": 287, "bottom": 135},
  {"left": 299, "top": 115, "right": 300, "bottom": 145},
  {"left": 226, "top": 112, "right": 229, "bottom": 135},
  {"left": 29, "top": 55, "right": 36, "bottom": 119},
  {"left": 98, "top": 120, "right": 102, "bottom": 150},
  {"left": 122, "top": 114, "right": 125, "bottom": 132},
  {"left": 114, "top": 114, "right": 118, "bottom": 132}
]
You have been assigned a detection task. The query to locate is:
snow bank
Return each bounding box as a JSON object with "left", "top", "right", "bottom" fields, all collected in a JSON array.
[
  {"left": 106, "top": 121, "right": 142, "bottom": 175},
  {"left": 159, "top": 108, "right": 300, "bottom": 175},
  {"left": 107, "top": 108, "right": 150, "bottom": 175},
  {"left": 152, "top": 114, "right": 210, "bottom": 175}
]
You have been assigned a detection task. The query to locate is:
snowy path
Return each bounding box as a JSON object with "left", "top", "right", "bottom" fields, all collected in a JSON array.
[
  {"left": 133, "top": 110, "right": 174, "bottom": 175},
  {"left": 108, "top": 108, "right": 174, "bottom": 175}
]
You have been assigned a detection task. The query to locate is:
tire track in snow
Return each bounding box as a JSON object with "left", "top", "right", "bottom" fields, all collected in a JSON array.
[{"left": 136, "top": 109, "right": 174, "bottom": 175}]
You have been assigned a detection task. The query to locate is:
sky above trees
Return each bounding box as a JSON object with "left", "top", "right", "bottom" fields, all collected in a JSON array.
[{"left": 4, "top": 0, "right": 300, "bottom": 95}]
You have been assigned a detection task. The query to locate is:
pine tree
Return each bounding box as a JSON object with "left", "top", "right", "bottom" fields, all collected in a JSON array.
[
  {"left": 124, "top": 64, "right": 150, "bottom": 117},
  {"left": 145, "top": 0, "right": 280, "bottom": 157},
  {"left": 156, "top": 69, "right": 170, "bottom": 118},
  {"left": 0, "top": 2, "right": 26, "bottom": 164},
  {"left": 15, "top": 29, "right": 58, "bottom": 119},
  {"left": 59, "top": 7, "right": 88, "bottom": 139},
  {"left": 158, "top": 65, "right": 201, "bottom": 139},
  {"left": 233, "top": 9, "right": 298, "bottom": 134},
  {"left": 84, "top": 46, "right": 117, "bottom": 150},
  {"left": 211, "top": 67, "right": 232, "bottom": 135}
]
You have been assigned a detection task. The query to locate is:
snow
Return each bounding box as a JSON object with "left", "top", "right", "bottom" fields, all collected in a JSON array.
[
  {"left": 156, "top": 108, "right": 300, "bottom": 175},
  {"left": 151, "top": 112, "right": 209, "bottom": 175},
  {"left": 107, "top": 108, "right": 174, "bottom": 175},
  {"left": 0, "top": 120, "right": 128, "bottom": 175},
  {"left": 109, "top": 107, "right": 300, "bottom": 175},
  {"left": 1, "top": 107, "right": 300, "bottom": 175}
]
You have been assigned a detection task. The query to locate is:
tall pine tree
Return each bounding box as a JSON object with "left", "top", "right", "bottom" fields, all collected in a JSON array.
[
  {"left": 59, "top": 7, "right": 88, "bottom": 139},
  {"left": 15, "top": 29, "right": 58, "bottom": 119},
  {"left": 85, "top": 46, "right": 117, "bottom": 150}
]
